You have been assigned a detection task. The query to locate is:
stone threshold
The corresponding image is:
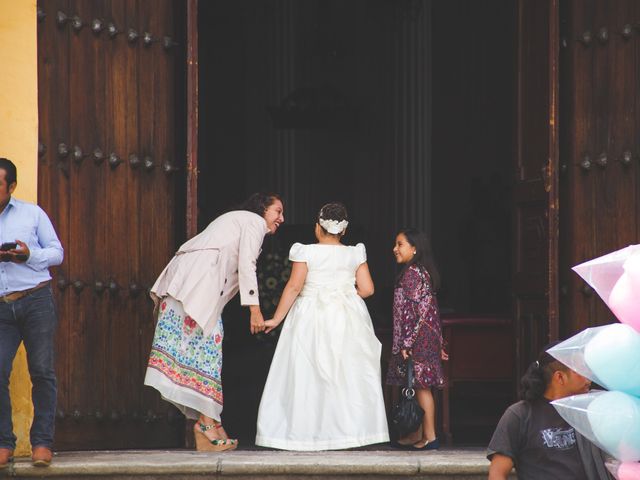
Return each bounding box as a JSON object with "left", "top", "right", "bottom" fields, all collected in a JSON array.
[{"left": 0, "top": 448, "right": 499, "bottom": 478}]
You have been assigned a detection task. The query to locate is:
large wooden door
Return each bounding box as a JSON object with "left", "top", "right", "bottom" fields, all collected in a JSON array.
[
  {"left": 513, "top": 0, "right": 560, "bottom": 375},
  {"left": 559, "top": 0, "right": 639, "bottom": 335},
  {"left": 37, "top": 0, "right": 185, "bottom": 449}
]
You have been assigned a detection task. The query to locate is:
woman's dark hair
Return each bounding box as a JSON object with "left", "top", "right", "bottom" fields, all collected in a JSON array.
[
  {"left": 240, "top": 192, "right": 283, "bottom": 217},
  {"left": 0, "top": 158, "right": 17, "bottom": 186},
  {"left": 317, "top": 202, "right": 348, "bottom": 236},
  {"left": 520, "top": 341, "right": 569, "bottom": 402},
  {"left": 397, "top": 228, "right": 441, "bottom": 291}
]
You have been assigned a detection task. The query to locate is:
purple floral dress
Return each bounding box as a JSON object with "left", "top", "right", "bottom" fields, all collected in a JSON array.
[{"left": 386, "top": 264, "right": 445, "bottom": 389}]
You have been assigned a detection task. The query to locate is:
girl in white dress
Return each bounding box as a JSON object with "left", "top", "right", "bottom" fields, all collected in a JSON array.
[{"left": 255, "top": 203, "right": 389, "bottom": 450}]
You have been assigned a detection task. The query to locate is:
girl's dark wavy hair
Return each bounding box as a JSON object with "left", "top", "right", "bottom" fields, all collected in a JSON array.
[
  {"left": 397, "top": 228, "right": 441, "bottom": 291},
  {"left": 240, "top": 192, "right": 283, "bottom": 216},
  {"left": 520, "top": 341, "right": 569, "bottom": 402}
]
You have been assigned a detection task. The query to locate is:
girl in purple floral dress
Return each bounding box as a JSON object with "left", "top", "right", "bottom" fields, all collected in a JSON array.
[{"left": 386, "top": 228, "right": 447, "bottom": 450}]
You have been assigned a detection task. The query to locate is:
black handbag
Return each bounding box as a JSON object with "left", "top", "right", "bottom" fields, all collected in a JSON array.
[{"left": 391, "top": 357, "right": 424, "bottom": 436}]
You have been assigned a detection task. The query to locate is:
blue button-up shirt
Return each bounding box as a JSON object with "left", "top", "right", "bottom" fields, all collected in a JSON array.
[{"left": 0, "top": 197, "right": 64, "bottom": 294}]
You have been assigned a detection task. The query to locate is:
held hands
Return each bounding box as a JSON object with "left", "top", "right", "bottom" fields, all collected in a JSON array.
[
  {"left": 0, "top": 240, "right": 30, "bottom": 263},
  {"left": 264, "top": 318, "right": 283, "bottom": 334},
  {"left": 441, "top": 348, "right": 449, "bottom": 361},
  {"left": 400, "top": 349, "right": 412, "bottom": 360},
  {"left": 249, "top": 307, "right": 266, "bottom": 335}
]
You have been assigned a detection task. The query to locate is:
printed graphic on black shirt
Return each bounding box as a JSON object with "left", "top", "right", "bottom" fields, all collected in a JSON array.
[{"left": 541, "top": 427, "right": 577, "bottom": 450}]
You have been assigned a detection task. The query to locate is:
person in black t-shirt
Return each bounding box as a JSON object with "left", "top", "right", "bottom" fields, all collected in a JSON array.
[{"left": 487, "top": 344, "right": 613, "bottom": 480}]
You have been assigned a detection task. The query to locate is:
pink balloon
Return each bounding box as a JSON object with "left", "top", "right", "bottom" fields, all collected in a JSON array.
[
  {"left": 609, "top": 255, "right": 640, "bottom": 332},
  {"left": 619, "top": 461, "right": 640, "bottom": 480},
  {"left": 624, "top": 253, "right": 640, "bottom": 282}
]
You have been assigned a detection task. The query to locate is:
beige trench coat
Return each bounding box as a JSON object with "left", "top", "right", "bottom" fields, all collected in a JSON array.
[{"left": 150, "top": 210, "right": 270, "bottom": 336}]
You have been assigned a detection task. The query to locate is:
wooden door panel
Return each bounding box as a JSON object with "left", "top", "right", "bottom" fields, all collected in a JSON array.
[
  {"left": 559, "top": 0, "right": 639, "bottom": 335},
  {"left": 37, "top": 0, "right": 184, "bottom": 450},
  {"left": 37, "top": 0, "right": 73, "bottom": 423},
  {"left": 514, "top": 0, "right": 559, "bottom": 376},
  {"left": 67, "top": 0, "right": 102, "bottom": 428},
  {"left": 590, "top": 0, "right": 635, "bottom": 327},
  {"left": 514, "top": 297, "right": 548, "bottom": 372},
  {"left": 108, "top": 0, "right": 139, "bottom": 423},
  {"left": 559, "top": 0, "right": 596, "bottom": 335},
  {"left": 137, "top": 0, "right": 180, "bottom": 412}
]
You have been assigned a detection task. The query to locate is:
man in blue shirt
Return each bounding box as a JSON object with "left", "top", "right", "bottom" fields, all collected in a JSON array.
[{"left": 0, "top": 158, "right": 63, "bottom": 469}]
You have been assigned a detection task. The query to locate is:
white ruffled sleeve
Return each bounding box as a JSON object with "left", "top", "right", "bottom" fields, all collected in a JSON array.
[
  {"left": 289, "top": 243, "right": 307, "bottom": 262},
  {"left": 355, "top": 243, "right": 367, "bottom": 264}
]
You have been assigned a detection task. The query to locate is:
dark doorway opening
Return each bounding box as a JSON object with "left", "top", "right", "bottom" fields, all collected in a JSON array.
[{"left": 197, "top": 0, "right": 516, "bottom": 446}]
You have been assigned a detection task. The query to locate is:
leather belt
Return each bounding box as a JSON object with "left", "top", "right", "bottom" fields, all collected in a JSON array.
[{"left": 0, "top": 281, "right": 50, "bottom": 304}]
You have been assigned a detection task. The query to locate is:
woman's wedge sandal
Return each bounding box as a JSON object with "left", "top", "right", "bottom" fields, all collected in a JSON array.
[{"left": 194, "top": 422, "right": 238, "bottom": 452}]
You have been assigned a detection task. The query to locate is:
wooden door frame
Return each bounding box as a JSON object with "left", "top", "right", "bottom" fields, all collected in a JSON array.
[
  {"left": 513, "top": 0, "right": 560, "bottom": 379},
  {"left": 184, "top": 0, "right": 561, "bottom": 337},
  {"left": 547, "top": 0, "right": 560, "bottom": 341},
  {"left": 516, "top": 0, "right": 560, "bottom": 342},
  {"left": 186, "top": 0, "right": 198, "bottom": 238}
]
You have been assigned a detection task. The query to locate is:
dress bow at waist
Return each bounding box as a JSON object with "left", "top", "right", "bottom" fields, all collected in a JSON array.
[{"left": 298, "top": 283, "right": 356, "bottom": 298}]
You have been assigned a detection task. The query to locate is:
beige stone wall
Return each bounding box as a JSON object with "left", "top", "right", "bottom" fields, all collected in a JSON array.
[{"left": 0, "top": 0, "right": 39, "bottom": 457}]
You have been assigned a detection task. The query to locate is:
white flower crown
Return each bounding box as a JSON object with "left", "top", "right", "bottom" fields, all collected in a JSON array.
[{"left": 319, "top": 218, "right": 348, "bottom": 235}]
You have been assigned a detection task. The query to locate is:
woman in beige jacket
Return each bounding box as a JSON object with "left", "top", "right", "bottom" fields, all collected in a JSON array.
[{"left": 144, "top": 192, "right": 284, "bottom": 451}]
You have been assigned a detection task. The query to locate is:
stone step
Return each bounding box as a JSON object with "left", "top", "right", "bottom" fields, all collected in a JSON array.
[{"left": 1, "top": 449, "right": 512, "bottom": 479}]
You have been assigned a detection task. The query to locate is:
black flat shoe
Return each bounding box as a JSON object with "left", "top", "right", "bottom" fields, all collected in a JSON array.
[{"left": 412, "top": 438, "right": 440, "bottom": 450}]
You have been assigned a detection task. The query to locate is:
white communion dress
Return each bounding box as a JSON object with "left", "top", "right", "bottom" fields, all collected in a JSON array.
[{"left": 255, "top": 242, "right": 390, "bottom": 450}]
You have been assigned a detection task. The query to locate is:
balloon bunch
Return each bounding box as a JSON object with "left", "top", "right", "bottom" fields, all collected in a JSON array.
[{"left": 548, "top": 246, "right": 640, "bottom": 479}]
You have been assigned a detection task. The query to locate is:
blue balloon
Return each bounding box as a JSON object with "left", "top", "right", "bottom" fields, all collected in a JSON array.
[
  {"left": 588, "top": 391, "right": 640, "bottom": 461},
  {"left": 584, "top": 324, "right": 640, "bottom": 396}
]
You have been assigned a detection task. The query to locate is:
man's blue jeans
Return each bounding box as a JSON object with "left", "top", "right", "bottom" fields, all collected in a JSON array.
[{"left": 0, "top": 285, "right": 57, "bottom": 449}]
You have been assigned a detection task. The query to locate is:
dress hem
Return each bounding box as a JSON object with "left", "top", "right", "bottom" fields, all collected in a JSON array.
[
  {"left": 144, "top": 367, "right": 223, "bottom": 421},
  {"left": 255, "top": 433, "right": 390, "bottom": 451}
]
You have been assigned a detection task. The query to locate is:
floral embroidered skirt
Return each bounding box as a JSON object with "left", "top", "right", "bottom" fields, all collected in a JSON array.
[{"left": 144, "top": 295, "right": 224, "bottom": 421}]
